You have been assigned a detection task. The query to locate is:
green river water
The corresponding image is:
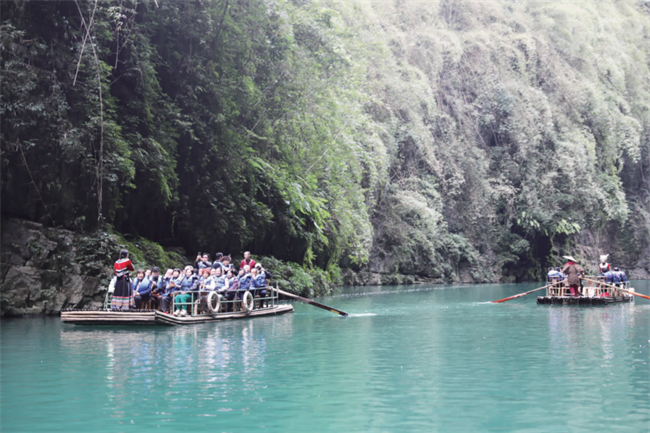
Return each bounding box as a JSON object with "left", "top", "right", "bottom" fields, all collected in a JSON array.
[{"left": 1, "top": 282, "right": 649, "bottom": 432}]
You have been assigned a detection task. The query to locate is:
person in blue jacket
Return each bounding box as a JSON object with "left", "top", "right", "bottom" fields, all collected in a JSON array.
[
  {"left": 238, "top": 266, "right": 252, "bottom": 296},
  {"left": 612, "top": 267, "right": 627, "bottom": 286},
  {"left": 221, "top": 255, "right": 234, "bottom": 272},
  {"left": 251, "top": 266, "right": 268, "bottom": 307},
  {"left": 212, "top": 252, "right": 224, "bottom": 270},
  {"left": 132, "top": 269, "right": 152, "bottom": 309},
  {"left": 194, "top": 253, "right": 212, "bottom": 270},
  {"left": 224, "top": 269, "right": 240, "bottom": 311},
  {"left": 161, "top": 269, "right": 182, "bottom": 313},
  {"left": 599, "top": 269, "right": 617, "bottom": 297},
  {"left": 547, "top": 267, "right": 563, "bottom": 283},
  {"left": 174, "top": 268, "right": 199, "bottom": 317},
  {"left": 602, "top": 269, "right": 615, "bottom": 284},
  {"left": 213, "top": 267, "right": 227, "bottom": 293}
]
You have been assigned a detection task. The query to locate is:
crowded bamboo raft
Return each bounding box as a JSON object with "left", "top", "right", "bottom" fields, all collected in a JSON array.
[{"left": 61, "top": 249, "right": 346, "bottom": 326}]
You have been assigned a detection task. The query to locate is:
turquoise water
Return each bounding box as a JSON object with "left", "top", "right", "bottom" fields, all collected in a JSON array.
[{"left": 1, "top": 282, "right": 649, "bottom": 432}]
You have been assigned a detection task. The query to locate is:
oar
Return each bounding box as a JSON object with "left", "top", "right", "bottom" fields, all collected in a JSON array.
[
  {"left": 270, "top": 287, "right": 348, "bottom": 316},
  {"left": 581, "top": 278, "right": 650, "bottom": 301},
  {"left": 492, "top": 283, "right": 552, "bottom": 303}
]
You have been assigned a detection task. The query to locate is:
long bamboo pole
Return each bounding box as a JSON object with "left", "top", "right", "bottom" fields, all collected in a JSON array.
[
  {"left": 492, "top": 283, "right": 553, "bottom": 303},
  {"left": 270, "top": 287, "right": 348, "bottom": 316}
]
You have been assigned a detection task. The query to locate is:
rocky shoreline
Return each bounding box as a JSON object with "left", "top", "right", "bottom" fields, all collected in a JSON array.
[
  {"left": 2, "top": 217, "right": 649, "bottom": 317},
  {"left": 1, "top": 218, "right": 106, "bottom": 316}
]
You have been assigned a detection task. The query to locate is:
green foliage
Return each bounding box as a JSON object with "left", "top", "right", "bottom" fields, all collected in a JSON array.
[
  {"left": 255, "top": 255, "right": 335, "bottom": 297},
  {"left": 2, "top": 0, "right": 649, "bottom": 284},
  {"left": 74, "top": 227, "right": 186, "bottom": 277}
]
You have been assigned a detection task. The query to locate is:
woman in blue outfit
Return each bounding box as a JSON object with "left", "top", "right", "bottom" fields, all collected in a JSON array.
[
  {"left": 132, "top": 269, "right": 152, "bottom": 309},
  {"left": 225, "top": 269, "right": 240, "bottom": 311},
  {"left": 173, "top": 268, "right": 199, "bottom": 316}
]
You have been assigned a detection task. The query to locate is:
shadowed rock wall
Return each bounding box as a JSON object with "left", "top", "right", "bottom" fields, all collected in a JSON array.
[{"left": 1, "top": 218, "right": 107, "bottom": 316}]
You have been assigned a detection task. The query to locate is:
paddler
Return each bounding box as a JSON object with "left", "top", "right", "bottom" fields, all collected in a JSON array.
[{"left": 562, "top": 255, "right": 584, "bottom": 297}]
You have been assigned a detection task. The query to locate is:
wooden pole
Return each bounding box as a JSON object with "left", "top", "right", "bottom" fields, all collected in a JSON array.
[
  {"left": 270, "top": 287, "right": 348, "bottom": 317},
  {"left": 492, "top": 284, "right": 552, "bottom": 303},
  {"left": 581, "top": 278, "right": 650, "bottom": 300}
]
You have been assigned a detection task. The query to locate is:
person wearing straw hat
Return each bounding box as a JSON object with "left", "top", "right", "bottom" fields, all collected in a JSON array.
[{"left": 562, "top": 256, "right": 584, "bottom": 297}]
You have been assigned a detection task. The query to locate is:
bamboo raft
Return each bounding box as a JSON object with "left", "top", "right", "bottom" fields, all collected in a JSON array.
[
  {"left": 60, "top": 304, "right": 294, "bottom": 326},
  {"left": 61, "top": 286, "right": 294, "bottom": 326},
  {"left": 536, "top": 277, "right": 635, "bottom": 305}
]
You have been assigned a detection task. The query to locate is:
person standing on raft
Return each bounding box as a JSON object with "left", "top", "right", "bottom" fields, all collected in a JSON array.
[
  {"left": 111, "top": 249, "right": 135, "bottom": 310},
  {"left": 598, "top": 254, "right": 611, "bottom": 275},
  {"left": 562, "top": 256, "right": 584, "bottom": 297}
]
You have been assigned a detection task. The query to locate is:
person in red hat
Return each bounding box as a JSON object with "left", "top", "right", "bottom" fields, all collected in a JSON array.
[{"left": 562, "top": 256, "right": 584, "bottom": 297}]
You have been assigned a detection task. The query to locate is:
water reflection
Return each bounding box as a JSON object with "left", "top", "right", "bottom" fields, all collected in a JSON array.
[
  {"left": 59, "top": 315, "right": 294, "bottom": 419},
  {"left": 4, "top": 284, "right": 648, "bottom": 433},
  {"left": 547, "top": 303, "right": 637, "bottom": 365}
]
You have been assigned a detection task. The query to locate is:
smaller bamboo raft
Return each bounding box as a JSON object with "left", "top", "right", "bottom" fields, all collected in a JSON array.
[{"left": 536, "top": 277, "right": 635, "bottom": 305}]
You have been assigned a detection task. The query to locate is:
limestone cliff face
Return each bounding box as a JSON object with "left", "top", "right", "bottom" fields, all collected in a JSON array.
[
  {"left": 571, "top": 226, "right": 650, "bottom": 280},
  {"left": 1, "top": 218, "right": 107, "bottom": 316}
]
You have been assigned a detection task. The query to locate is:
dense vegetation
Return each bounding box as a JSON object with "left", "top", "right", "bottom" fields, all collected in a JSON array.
[{"left": 2, "top": 0, "right": 649, "bottom": 287}]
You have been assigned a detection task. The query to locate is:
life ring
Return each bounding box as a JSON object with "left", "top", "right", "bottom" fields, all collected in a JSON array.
[
  {"left": 207, "top": 291, "right": 221, "bottom": 314},
  {"left": 242, "top": 290, "right": 254, "bottom": 314}
]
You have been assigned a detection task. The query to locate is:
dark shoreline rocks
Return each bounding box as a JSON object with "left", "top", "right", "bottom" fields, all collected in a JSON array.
[{"left": 1, "top": 218, "right": 107, "bottom": 316}]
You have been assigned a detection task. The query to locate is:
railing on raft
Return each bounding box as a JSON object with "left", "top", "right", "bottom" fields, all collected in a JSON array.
[
  {"left": 546, "top": 276, "right": 629, "bottom": 298},
  {"left": 103, "top": 284, "right": 280, "bottom": 314},
  {"left": 171, "top": 285, "right": 278, "bottom": 315}
]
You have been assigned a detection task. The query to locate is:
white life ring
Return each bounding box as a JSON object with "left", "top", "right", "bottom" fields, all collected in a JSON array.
[
  {"left": 207, "top": 291, "right": 221, "bottom": 314},
  {"left": 242, "top": 290, "right": 254, "bottom": 314}
]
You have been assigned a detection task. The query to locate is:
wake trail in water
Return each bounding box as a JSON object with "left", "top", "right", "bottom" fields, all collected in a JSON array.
[
  {"left": 332, "top": 285, "right": 477, "bottom": 299},
  {"left": 347, "top": 313, "right": 377, "bottom": 317}
]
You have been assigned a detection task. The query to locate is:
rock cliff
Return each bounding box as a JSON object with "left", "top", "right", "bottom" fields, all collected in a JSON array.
[{"left": 1, "top": 218, "right": 107, "bottom": 316}]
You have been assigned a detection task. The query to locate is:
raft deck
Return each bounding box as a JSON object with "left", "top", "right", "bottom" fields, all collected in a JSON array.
[
  {"left": 536, "top": 295, "right": 633, "bottom": 305},
  {"left": 61, "top": 304, "right": 294, "bottom": 326}
]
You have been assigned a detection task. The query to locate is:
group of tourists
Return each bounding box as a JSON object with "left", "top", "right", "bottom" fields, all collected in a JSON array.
[
  {"left": 546, "top": 254, "right": 627, "bottom": 298},
  {"left": 110, "top": 250, "right": 272, "bottom": 316}
]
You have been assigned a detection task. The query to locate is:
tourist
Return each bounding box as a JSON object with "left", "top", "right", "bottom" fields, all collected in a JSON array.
[
  {"left": 201, "top": 268, "right": 217, "bottom": 290},
  {"left": 149, "top": 267, "right": 163, "bottom": 309},
  {"left": 199, "top": 268, "right": 211, "bottom": 289},
  {"left": 173, "top": 268, "right": 199, "bottom": 316},
  {"left": 197, "top": 268, "right": 215, "bottom": 313},
  {"left": 561, "top": 256, "right": 584, "bottom": 297},
  {"left": 145, "top": 269, "right": 152, "bottom": 279},
  {"left": 251, "top": 266, "right": 268, "bottom": 306},
  {"left": 602, "top": 269, "right": 615, "bottom": 284},
  {"left": 153, "top": 269, "right": 173, "bottom": 310},
  {"left": 222, "top": 255, "right": 234, "bottom": 272},
  {"left": 547, "top": 267, "right": 563, "bottom": 283},
  {"left": 225, "top": 269, "right": 240, "bottom": 311},
  {"left": 214, "top": 267, "right": 227, "bottom": 292},
  {"left": 257, "top": 262, "right": 272, "bottom": 280},
  {"left": 240, "top": 251, "right": 256, "bottom": 270},
  {"left": 212, "top": 252, "right": 224, "bottom": 270},
  {"left": 195, "top": 253, "right": 212, "bottom": 270},
  {"left": 239, "top": 265, "right": 252, "bottom": 293},
  {"left": 161, "top": 269, "right": 182, "bottom": 313},
  {"left": 132, "top": 269, "right": 152, "bottom": 309},
  {"left": 111, "top": 249, "right": 135, "bottom": 310},
  {"left": 613, "top": 267, "right": 627, "bottom": 286},
  {"left": 598, "top": 254, "right": 611, "bottom": 274}
]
